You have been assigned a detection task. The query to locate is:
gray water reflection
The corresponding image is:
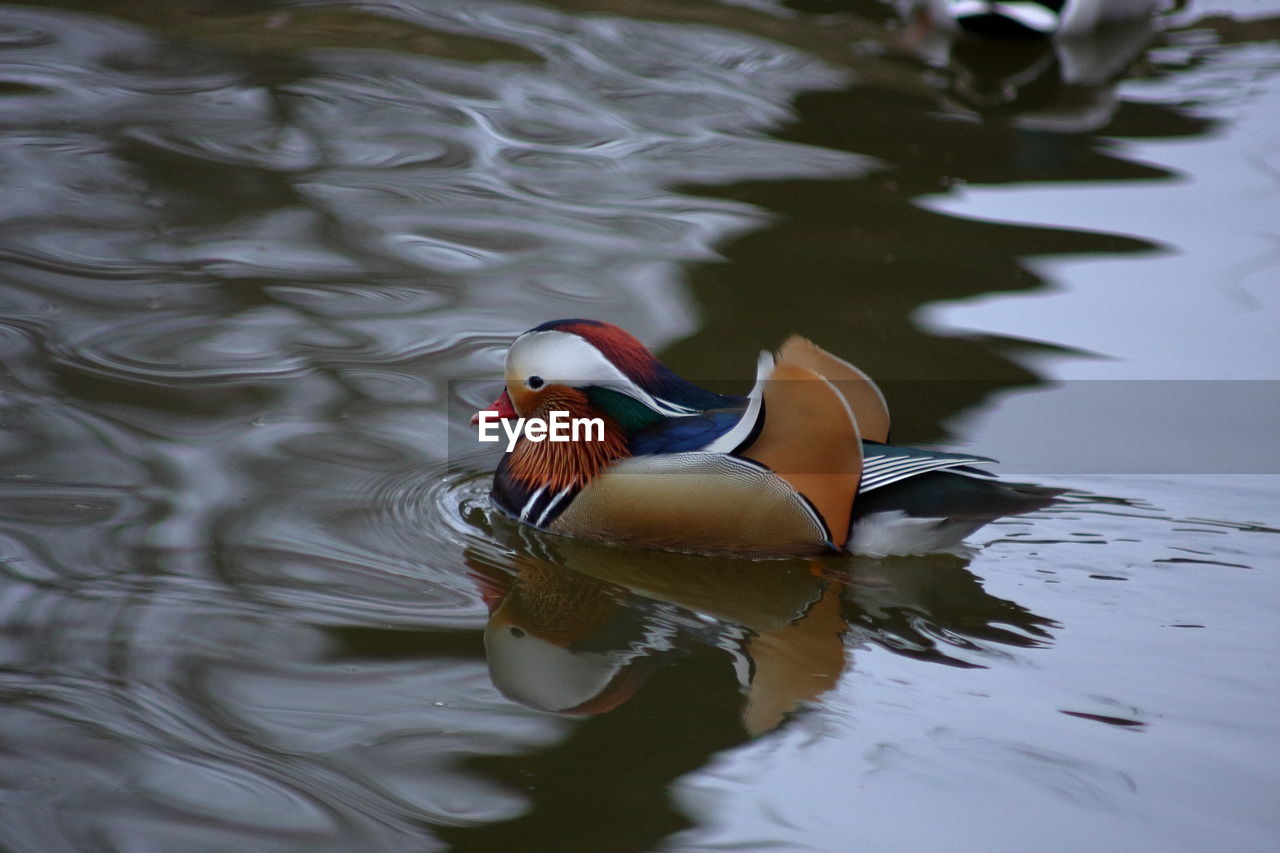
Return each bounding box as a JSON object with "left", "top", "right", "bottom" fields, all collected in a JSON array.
[
  {"left": 425, "top": 527, "right": 1056, "bottom": 852},
  {"left": 2, "top": 1, "right": 1279, "bottom": 852}
]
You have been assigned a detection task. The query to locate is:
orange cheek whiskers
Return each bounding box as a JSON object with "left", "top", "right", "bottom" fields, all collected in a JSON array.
[{"left": 504, "top": 388, "right": 630, "bottom": 492}]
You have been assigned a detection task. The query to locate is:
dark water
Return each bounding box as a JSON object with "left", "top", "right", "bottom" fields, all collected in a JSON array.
[{"left": 2, "top": 1, "right": 1278, "bottom": 851}]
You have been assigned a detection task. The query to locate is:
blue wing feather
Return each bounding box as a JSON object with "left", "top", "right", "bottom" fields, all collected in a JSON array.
[
  {"left": 631, "top": 421, "right": 995, "bottom": 489},
  {"left": 629, "top": 409, "right": 746, "bottom": 455}
]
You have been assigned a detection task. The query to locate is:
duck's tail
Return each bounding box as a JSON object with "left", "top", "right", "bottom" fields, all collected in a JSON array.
[{"left": 847, "top": 472, "right": 1066, "bottom": 556}]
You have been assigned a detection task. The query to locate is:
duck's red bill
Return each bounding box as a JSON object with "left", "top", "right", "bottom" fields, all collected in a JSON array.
[{"left": 471, "top": 388, "right": 516, "bottom": 424}]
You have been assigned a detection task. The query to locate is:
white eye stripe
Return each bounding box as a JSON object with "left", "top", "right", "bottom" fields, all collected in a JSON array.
[{"left": 508, "top": 330, "right": 694, "bottom": 418}]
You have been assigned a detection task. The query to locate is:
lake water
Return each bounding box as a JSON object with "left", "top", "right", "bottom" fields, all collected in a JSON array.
[{"left": 1, "top": 1, "right": 1278, "bottom": 851}]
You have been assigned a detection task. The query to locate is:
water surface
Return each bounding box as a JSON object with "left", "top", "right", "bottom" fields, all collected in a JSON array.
[{"left": 1, "top": 1, "right": 1278, "bottom": 851}]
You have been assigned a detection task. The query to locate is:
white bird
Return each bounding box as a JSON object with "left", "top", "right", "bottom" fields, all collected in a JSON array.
[{"left": 911, "top": 0, "right": 1164, "bottom": 38}]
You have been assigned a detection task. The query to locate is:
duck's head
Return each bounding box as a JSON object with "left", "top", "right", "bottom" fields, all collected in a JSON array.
[
  {"left": 475, "top": 319, "right": 733, "bottom": 430},
  {"left": 480, "top": 557, "right": 659, "bottom": 715}
]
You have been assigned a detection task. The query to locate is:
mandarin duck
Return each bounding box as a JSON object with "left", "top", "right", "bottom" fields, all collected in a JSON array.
[{"left": 474, "top": 319, "right": 1060, "bottom": 557}]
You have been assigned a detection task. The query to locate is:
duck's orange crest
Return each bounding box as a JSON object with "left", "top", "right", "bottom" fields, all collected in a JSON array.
[{"left": 552, "top": 321, "right": 662, "bottom": 385}]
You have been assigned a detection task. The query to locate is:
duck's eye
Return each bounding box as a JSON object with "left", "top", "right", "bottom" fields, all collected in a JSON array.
[{"left": 527, "top": 376, "right": 544, "bottom": 389}]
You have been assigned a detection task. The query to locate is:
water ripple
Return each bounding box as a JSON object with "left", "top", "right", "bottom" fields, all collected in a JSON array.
[{"left": 5, "top": 2, "right": 1277, "bottom": 852}]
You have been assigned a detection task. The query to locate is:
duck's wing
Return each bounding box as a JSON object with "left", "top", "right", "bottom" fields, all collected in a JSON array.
[
  {"left": 627, "top": 341, "right": 888, "bottom": 460},
  {"left": 548, "top": 452, "right": 835, "bottom": 557},
  {"left": 858, "top": 443, "right": 996, "bottom": 494},
  {"left": 740, "top": 361, "right": 863, "bottom": 551},
  {"left": 628, "top": 408, "right": 750, "bottom": 455},
  {"left": 778, "top": 336, "right": 890, "bottom": 443}
]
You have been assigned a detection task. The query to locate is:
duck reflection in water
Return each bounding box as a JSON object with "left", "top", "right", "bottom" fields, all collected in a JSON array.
[
  {"left": 468, "top": 529, "right": 1057, "bottom": 738},
  {"left": 439, "top": 526, "right": 1056, "bottom": 851},
  {"left": 896, "top": 0, "right": 1163, "bottom": 132}
]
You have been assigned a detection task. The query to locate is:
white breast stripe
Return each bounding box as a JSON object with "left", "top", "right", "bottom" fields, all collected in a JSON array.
[
  {"left": 518, "top": 484, "right": 547, "bottom": 522},
  {"left": 534, "top": 486, "right": 573, "bottom": 527}
]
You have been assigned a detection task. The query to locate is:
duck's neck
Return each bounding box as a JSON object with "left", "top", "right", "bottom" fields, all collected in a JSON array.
[{"left": 503, "top": 390, "right": 630, "bottom": 492}]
